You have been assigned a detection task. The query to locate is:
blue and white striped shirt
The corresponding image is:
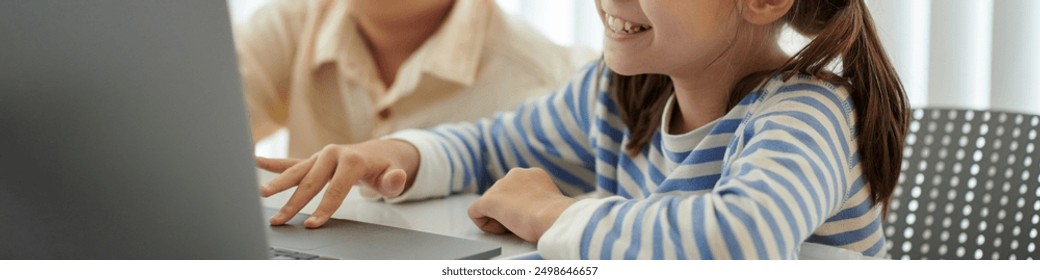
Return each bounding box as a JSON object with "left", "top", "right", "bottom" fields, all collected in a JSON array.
[{"left": 387, "top": 61, "right": 885, "bottom": 259}]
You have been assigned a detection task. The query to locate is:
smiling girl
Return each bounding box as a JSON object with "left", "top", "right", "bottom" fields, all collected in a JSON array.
[{"left": 257, "top": 0, "right": 909, "bottom": 259}]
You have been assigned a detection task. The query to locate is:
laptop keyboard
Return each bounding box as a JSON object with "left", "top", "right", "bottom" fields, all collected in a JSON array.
[{"left": 269, "top": 247, "right": 322, "bottom": 260}]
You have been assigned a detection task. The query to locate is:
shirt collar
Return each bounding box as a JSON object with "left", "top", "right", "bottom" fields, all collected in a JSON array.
[
  {"left": 417, "top": 0, "right": 488, "bottom": 86},
  {"left": 310, "top": 0, "right": 354, "bottom": 73},
  {"left": 308, "top": 0, "right": 489, "bottom": 87}
]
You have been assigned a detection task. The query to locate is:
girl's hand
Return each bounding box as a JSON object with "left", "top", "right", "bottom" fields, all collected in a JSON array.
[
  {"left": 467, "top": 168, "right": 577, "bottom": 243},
  {"left": 256, "top": 140, "right": 419, "bottom": 228}
]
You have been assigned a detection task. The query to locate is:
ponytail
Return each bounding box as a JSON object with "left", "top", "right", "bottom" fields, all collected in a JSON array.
[{"left": 757, "top": 0, "right": 910, "bottom": 214}]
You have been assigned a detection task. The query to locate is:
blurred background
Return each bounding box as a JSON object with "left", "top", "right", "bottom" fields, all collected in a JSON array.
[{"left": 228, "top": 0, "right": 1040, "bottom": 115}]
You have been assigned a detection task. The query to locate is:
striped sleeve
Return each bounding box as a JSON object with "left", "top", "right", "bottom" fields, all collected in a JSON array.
[
  {"left": 539, "top": 82, "right": 856, "bottom": 259},
  {"left": 378, "top": 62, "right": 605, "bottom": 202}
]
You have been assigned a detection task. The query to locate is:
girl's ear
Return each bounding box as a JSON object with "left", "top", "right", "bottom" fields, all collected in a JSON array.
[{"left": 741, "top": 0, "right": 795, "bottom": 25}]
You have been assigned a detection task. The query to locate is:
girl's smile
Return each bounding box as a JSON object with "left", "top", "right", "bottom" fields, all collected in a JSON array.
[
  {"left": 603, "top": 13, "right": 652, "bottom": 35},
  {"left": 597, "top": 1, "right": 655, "bottom": 50},
  {"left": 595, "top": 0, "right": 742, "bottom": 77}
]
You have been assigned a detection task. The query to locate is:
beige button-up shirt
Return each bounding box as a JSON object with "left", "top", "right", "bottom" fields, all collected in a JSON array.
[{"left": 234, "top": 0, "right": 592, "bottom": 158}]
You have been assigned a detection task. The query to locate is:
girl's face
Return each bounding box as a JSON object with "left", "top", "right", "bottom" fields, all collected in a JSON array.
[{"left": 596, "top": 0, "right": 742, "bottom": 76}]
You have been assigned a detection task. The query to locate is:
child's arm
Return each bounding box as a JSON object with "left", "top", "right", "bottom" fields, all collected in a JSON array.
[
  {"left": 540, "top": 84, "right": 859, "bottom": 259},
  {"left": 371, "top": 62, "right": 605, "bottom": 203}
]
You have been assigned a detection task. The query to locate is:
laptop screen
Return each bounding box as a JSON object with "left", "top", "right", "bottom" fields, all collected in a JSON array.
[{"left": 0, "top": 0, "right": 267, "bottom": 259}]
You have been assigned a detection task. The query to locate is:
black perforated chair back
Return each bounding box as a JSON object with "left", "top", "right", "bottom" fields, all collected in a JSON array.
[{"left": 885, "top": 108, "right": 1040, "bottom": 259}]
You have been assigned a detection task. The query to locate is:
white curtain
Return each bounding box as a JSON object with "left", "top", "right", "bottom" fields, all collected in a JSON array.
[{"left": 868, "top": 0, "right": 1040, "bottom": 114}]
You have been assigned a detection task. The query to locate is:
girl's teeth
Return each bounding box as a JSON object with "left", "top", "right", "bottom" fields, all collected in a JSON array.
[{"left": 606, "top": 14, "right": 651, "bottom": 34}]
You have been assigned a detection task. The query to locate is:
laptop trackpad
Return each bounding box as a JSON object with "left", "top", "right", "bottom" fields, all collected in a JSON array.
[
  {"left": 262, "top": 208, "right": 502, "bottom": 259},
  {"left": 264, "top": 209, "right": 375, "bottom": 250}
]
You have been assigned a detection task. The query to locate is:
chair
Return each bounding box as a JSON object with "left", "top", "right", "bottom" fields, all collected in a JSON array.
[{"left": 884, "top": 108, "right": 1040, "bottom": 260}]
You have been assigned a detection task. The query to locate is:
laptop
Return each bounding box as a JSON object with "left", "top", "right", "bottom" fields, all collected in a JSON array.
[{"left": 0, "top": 0, "right": 500, "bottom": 260}]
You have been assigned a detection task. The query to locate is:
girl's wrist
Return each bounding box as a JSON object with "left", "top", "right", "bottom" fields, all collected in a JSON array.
[{"left": 533, "top": 196, "right": 578, "bottom": 242}]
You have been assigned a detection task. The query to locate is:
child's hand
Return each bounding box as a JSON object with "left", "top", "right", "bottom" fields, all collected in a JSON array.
[
  {"left": 467, "top": 168, "right": 577, "bottom": 243},
  {"left": 256, "top": 140, "right": 419, "bottom": 228}
]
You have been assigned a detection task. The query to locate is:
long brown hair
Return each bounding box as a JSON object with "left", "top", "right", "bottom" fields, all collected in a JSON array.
[{"left": 612, "top": 0, "right": 910, "bottom": 213}]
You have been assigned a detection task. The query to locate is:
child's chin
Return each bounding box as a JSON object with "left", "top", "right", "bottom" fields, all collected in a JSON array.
[{"left": 604, "top": 57, "right": 651, "bottom": 76}]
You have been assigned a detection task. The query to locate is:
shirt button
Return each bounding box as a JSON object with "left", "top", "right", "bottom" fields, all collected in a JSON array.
[{"left": 378, "top": 108, "right": 392, "bottom": 120}]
